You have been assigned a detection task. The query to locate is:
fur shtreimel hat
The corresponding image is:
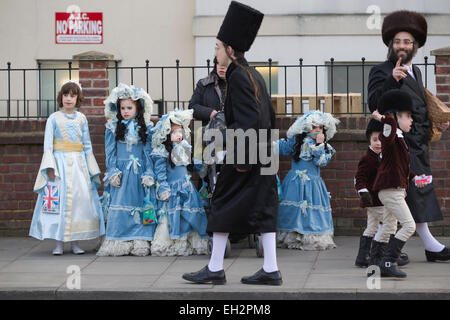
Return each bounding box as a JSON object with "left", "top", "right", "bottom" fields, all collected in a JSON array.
[
  {"left": 217, "top": 1, "right": 264, "bottom": 52},
  {"left": 286, "top": 110, "right": 340, "bottom": 140},
  {"left": 366, "top": 119, "right": 384, "bottom": 140},
  {"left": 104, "top": 83, "right": 154, "bottom": 126},
  {"left": 378, "top": 89, "right": 413, "bottom": 114},
  {"left": 382, "top": 10, "right": 427, "bottom": 48}
]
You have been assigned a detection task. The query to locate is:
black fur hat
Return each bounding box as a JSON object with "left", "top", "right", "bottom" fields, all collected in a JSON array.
[
  {"left": 378, "top": 89, "right": 413, "bottom": 114},
  {"left": 366, "top": 119, "right": 384, "bottom": 141},
  {"left": 382, "top": 10, "right": 427, "bottom": 47},
  {"left": 217, "top": 1, "right": 264, "bottom": 52}
]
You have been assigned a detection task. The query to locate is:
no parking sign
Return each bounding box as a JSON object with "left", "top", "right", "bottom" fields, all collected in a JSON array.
[{"left": 55, "top": 12, "right": 103, "bottom": 44}]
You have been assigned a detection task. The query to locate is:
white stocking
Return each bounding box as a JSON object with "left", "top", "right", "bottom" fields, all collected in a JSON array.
[
  {"left": 208, "top": 232, "right": 229, "bottom": 272},
  {"left": 261, "top": 232, "right": 279, "bottom": 273},
  {"left": 416, "top": 222, "right": 445, "bottom": 252}
]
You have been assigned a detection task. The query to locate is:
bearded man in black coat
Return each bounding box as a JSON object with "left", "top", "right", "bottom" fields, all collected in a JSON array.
[{"left": 368, "top": 10, "right": 450, "bottom": 262}]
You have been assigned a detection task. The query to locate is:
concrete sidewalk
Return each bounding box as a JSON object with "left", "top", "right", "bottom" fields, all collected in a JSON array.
[{"left": 0, "top": 236, "right": 449, "bottom": 300}]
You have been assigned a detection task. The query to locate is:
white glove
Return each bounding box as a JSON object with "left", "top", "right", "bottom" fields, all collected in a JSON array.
[
  {"left": 142, "top": 176, "right": 155, "bottom": 187},
  {"left": 110, "top": 173, "right": 121, "bottom": 187}
]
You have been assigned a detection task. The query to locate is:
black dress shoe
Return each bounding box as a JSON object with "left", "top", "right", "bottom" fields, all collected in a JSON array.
[
  {"left": 241, "top": 268, "right": 282, "bottom": 286},
  {"left": 397, "top": 252, "right": 409, "bottom": 266},
  {"left": 425, "top": 247, "right": 450, "bottom": 262},
  {"left": 182, "top": 265, "right": 226, "bottom": 285}
]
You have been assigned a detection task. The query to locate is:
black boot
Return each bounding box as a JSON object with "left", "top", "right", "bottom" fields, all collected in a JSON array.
[
  {"left": 425, "top": 247, "right": 450, "bottom": 262},
  {"left": 182, "top": 265, "right": 226, "bottom": 285},
  {"left": 390, "top": 234, "right": 409, "bottom": 266},
  {"left": 368, "top": 240, "right": 387, "bottom": 266},
  {"left": 241, "top": 268, "right": 282, "bottom": 286},
  {"left": 355, "top": 235, "right": 373, "bottom": 268},
  {"left": 380, "top": 237, "right": 407, "bottom": 278}
]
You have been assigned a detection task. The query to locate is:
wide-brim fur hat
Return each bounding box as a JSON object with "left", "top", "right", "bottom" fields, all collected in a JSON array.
[
  {"left": 366, "top": 119, "right": 384, "bottom": 140},
  {"left": 217, "top": 1, "right": 264, "bottom": 52},
  {"left": 382, "top": 10, "right": 427, "bottom": 47},
  {"left": 378, "top": 89, "right": 413, "bottom": 114}
]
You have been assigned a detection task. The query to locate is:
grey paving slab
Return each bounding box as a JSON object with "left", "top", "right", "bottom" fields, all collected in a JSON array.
[
  {"left": 304, "top": 273, "right": 397, "bottom": 290},
  {"left": 0, "top": 259, "right": 94, "bottom": 273},
  {"left": 82, "top": 260, "right": 173, "bottom": 275},
  {"left": 56, "top": 274, "right": 160, "bottom": 291},
  {"left": 0, "top": 236, "right": 448, "bottom": 299},
  {"left": 0, "top": 272, "right": 66, "bottom": 288}
]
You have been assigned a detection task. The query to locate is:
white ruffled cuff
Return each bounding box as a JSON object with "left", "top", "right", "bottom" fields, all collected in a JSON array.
[
  {"left": 142, "top": 176, "right": 155, "bottom": 187},
  {"left": 158, "top": 190, "right": 171, "bottom": 201}
]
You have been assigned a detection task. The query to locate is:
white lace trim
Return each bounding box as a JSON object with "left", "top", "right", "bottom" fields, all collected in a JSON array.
[
  {"left": 130, "top": 239, "right": 151, "bottom": 256},
  {"left": 104, "top": 83, "right": 154, "bottom": 126},
  {"left": 96, "top": 239, "right": 133, "bottom": 256},
  {"left": 151, "top": 109, "right": 193, "bottom": 150},
  {"left": 287, "top": 111, "right": 340, "bottom": 140},
  {"left": 151, "top": 145, "right": 169, "bottom": 158},
  {"left": 277, "top": 231, "right": 336, "bottom": 251},
  {"left": 150, "top": 215, "right": 207, "bottom": 256}
]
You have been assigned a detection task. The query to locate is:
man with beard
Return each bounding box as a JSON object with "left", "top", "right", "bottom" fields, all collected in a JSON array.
[{"left": 368, "top": 10, "right": 450, "bottom": 263}]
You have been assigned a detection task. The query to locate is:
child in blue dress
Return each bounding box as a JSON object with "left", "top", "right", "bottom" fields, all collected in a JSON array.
[
  {"left": 150, "top": 109, "right": 209, "bottom": 256},
  {"left": 276, "top": 110, "right": 340, "bottom": 250},
  {"left": 29, "top": 81, "right": 105, "bottom": 255},
  {"left": 96, "top": 83, "right": 157, "bottom": 256}
]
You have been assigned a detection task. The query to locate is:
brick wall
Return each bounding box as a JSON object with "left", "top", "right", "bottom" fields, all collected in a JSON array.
[{"left": 1, "top": 49, "right": 449, "bottom": 237}]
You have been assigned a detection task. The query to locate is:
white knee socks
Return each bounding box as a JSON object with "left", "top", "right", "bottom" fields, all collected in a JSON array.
[
  {"left": 415, "top": 222, "right": 445, "bottom": 252},
  {"left": 208, "top": 232, "right": 229, "bottom": 272},
  {"left": 261, "top": 232, "right": 279, "bottom": 273}
]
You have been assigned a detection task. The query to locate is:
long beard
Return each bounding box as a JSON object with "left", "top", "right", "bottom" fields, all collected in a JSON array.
[{"left": 388, "top": 46, "right": 417, "bottom": 65}]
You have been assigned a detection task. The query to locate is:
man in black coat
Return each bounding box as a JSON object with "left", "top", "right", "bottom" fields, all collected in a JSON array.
[
  {"left": 368, "top": 10, "right": 450, "bottom": 262},
  {"left": 182, "top": 1, "right": 281, "bottom": 286}
]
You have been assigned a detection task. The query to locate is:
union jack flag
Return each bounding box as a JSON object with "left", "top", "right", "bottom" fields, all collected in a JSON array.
[{"left": 42, "top": 183, "right": 59, "bottom": 214}]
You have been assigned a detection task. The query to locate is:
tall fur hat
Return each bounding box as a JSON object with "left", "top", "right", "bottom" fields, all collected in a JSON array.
[
  {"left": 217, "top": 1, "right": 264, "bottom": 52},
  {"left": 382, "top": 10, "right": 427, "bottom": 47},
  {"left": 366, "top": 119, "right": 384, "bottom": 141},
  {"left": 378, "top": 89, "right": 413, "bottom": 114}
]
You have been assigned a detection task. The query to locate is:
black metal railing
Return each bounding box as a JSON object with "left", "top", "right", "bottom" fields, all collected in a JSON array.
[{"left": 0, "top": 57, "right": 434, "bottom": 119}]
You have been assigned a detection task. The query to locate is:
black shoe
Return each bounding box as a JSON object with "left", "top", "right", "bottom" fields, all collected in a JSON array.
[
  {"left": 397, "top": 252, "right": 409, "bottom": 266},
  {"left": 241, "top": 268, "right": 282, "bottom": 286},
  {"left": 355, "top": 235, "right": 373, "bottom": 268},
  {"left": 182, "top": 265, "right": 226, "bottom": 285},
  {"left": 379, "top": 237, "right": 407, "bottom": 278},
  {"left": 425, "top": 247, "right": 450, "bottom": 262}
]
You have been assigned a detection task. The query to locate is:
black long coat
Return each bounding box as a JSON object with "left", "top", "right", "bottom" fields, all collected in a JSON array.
[
  {"left": 368, "top": 59, "right": 442, "bottom": 223},
  {"left": 188, "top": 71, "right": 226, "bottom": 127},
  {"left": 206, "top": 57, "right": 278, "bottom": 234}
]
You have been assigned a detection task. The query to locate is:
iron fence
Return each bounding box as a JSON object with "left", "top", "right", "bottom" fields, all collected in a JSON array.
[{"left": 0, "top": 57, "right": 435, "bottom": 119}]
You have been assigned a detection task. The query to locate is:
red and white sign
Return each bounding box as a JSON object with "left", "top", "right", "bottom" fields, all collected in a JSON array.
[{"left": 55, "top": 12, "right": 103, "bottom": 44}]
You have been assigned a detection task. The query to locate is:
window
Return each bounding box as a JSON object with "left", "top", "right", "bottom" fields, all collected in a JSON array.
[
  {"left": 249, "top": 62, "right": 279, "bottom": 95},
  {"left": 326, "top": 61, "right": 381, "bottom": 113},
  {"left": 38, "top": 61, "right": 79, "bottom": 116},
  {"left": 38, "top": 60, "right": 116, "bottom": 117}
]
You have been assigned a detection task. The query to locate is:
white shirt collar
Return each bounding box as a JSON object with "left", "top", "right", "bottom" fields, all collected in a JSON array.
[
  {"left": 396, "top": 128, "right": 404, "bottom": 138},
  {"left": 402, "top": 64, "right": 415, "bottom": 80}
]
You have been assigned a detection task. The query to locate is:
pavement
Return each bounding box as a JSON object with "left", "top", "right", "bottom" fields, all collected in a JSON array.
[{"left": 0, "top": 236, "right": 449, "bottom": 300}]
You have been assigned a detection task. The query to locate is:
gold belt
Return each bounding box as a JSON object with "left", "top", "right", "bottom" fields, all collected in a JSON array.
[{"left": 53, "top": 139, "right": 84, "bottom": 152}]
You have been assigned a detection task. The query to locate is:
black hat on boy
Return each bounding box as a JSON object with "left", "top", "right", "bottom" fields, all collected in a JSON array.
[
  {"left": 217, "top": 1, "right": 264, "bottom": 52},
  {"left": 378, "top": 89, "right": 413, "bottom": 114},
  {"left": 366, "top": 119, "right": 385, "bottom": 141}
]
